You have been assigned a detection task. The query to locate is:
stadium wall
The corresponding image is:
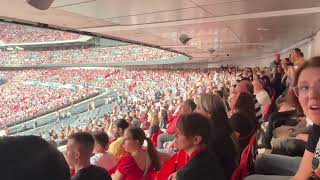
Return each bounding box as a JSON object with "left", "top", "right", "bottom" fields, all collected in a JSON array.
[{"left": 209, "top": 35, "right": 314, "bottom": 68}]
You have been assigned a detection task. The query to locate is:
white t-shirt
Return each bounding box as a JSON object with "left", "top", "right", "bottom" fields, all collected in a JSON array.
[
  {"left": 255, "top": 90, "right": 271, "bottom": 110},
  {"left": 306, "top": 117, "right": 313, "bottom": 127},
  {"left": 90, "top": 152, "right": 117, "bottom": 171}
]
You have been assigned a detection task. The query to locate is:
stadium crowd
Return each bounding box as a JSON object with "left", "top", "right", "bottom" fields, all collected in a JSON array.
[
  {"left": 0, "top": 68, "right": 119, "bottom": 125},
  {"left": 0, "top": 45, "right": 180, "bottom": 65},
  {"left": 0, "top": 22, "right": 80, "bottom": 43},
  {"left": 3, "top": 48, "right": 320, "bottom": 180}
]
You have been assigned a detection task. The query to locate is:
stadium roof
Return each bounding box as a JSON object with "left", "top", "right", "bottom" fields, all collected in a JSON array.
[{"left": 0, "top": 0, "right": 320, "bottom": 64}]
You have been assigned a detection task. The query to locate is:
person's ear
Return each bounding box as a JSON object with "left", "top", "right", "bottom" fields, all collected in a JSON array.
[
  {"left": 135, "top": 139, "right": 140, "bottom": 146},
  {"left": 74, "top": 150, "right": 80, "bottom": 160},
  {"left": 192, "top": 135, "right": 202, "bottom": 146},
  {"left": 118, "top": 128, "right": 124, "bottom": 135}
]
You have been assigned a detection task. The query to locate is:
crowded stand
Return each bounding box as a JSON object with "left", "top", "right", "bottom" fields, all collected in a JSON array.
[
  {"left": 0, "top": 22, "right": 80, "bottom": 43},
  {"left": 0, "top": 45, "right": 180, "bottom": 65},
  {"left": 0, "top": 68, "right": 120, "bottom": 125},
  {"left": 3, "top": 47, "right": 320, "bottom": 180}
]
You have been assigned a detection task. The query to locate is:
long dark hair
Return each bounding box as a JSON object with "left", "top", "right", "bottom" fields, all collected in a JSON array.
[
  {"left": 126, "top": 127, "right": 161, "bottom": 171},
  {"left": 198, "top": 94, "right": 233, "bottom": 140},
  {"left": 234, "top": 92, "right": 257, "bottom": 128}
]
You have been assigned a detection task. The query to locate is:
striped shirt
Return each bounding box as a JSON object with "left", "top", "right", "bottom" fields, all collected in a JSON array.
[{"left": 253, "top": 95, "right": 263, "bottom": 123}]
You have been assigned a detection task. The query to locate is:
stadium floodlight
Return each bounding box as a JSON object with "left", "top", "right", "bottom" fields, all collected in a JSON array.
[{"left": 26, "top": 0, "right": 55, "bottom": 10}]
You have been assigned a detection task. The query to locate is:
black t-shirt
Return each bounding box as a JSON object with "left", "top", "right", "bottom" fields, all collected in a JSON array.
[
  {"left": 230, "top": 112, "right": 255, "bottom": 153},
  {"left": 210, "top": 125, "right": 238, "bottom": 179},
  {"left": 212, "top": 135, "right": 238, "bottom": 179},
  {"left": 306, "top": 125, "right": 320, "bottom": 168},
  {"left": 176, "top": 149, "right": 228, "bottom": 180},
  {"left": 306, "top": 124, "right": 320, "bottom": 153},
  {"left": 71, "top": 165, "right": 111, "bottom": 180}
]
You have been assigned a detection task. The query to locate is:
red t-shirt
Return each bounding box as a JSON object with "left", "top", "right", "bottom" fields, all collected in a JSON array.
[
  {"left": 116, "top": 155, "right": 156, "bottom": 180},
  {"left": 166, "top": 114, "right": 181, "bottom": 134},
  {"left": 156, "top": 147, "right": 205, "bottom": 180}
]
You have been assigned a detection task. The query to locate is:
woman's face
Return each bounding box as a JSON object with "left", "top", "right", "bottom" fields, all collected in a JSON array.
[
  {"left": 174, "top": 128, "right": 194, "bottom": 151},
  {"left": 123, "top": 130, "right": 139, "bottom": 153},
  {"left": 229, "top": 92, "right": 240, "bottom": 111},
  {"left": 297, "top": 68, "right": 320, "bottom": 124}
]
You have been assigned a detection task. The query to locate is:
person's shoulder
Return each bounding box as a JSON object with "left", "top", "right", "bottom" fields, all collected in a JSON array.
[
  {"left": 177, "top": 150, "right": 227, "bottom": 180},
  {"left": 117, "top": 154, "right": 138, "bottom": 174},
  {"left": 104, "top": 151, "right": 117, "bottom": 159},
  {"left": 90, "top": 165, "right": 111, "bottom": 177},
  {"left": 312, "top": 124, "right": 320, "bottom": 131},
  {"left": 110, "top": 137, "right": 124, "bottom": 145},
  {"left": 118, "top": 154, "right": 134, "bottom": 163},
  {"left": 91, "top": 165, "right": 108, "bottom": 172},
  {"left": 72, "top": 165, "right": 108, "bottom": 180}
]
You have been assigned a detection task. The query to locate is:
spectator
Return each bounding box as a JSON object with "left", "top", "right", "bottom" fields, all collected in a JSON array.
[
  {"left": 157, "top": 99, "right": 196, "bottom": 149},
  {"left": 125, "top": 115, "right": 133, "bottom": 125},
  {"left": 195, "top": 93, "right": 238, "bottom": 178},
  {"left": 66, "top": 132, "right": 111, "bottom": 180},
  {"left": 269, "top": 53, "right": 282, "bottom": 78},
  {"left": 215, "top": 89, "right": 230, "bottom": 112},
  {"left": 171, "top": 113, "right": 228, "bottom": 180},
  {"left": 281, "top": 58, "right": 294, "bottom": 89},
  {"left": 108, "top": 119, "right": 129, "bottom": 159},
  {"left": 90, "top": 131, "right": 117, "bottom": 172},
  {"left": 148, "top": 110, "right": 160, "bottom": 137},
  {"left": 245, "top": 56, "right": 320, "bottom": 180},
  {"left": 229, "top": 92, "right": 258, "bottom": 154},
  {"left": 131, "top": 116, "right": 141, "bottom": 128},
  {"left": 290, "top": 48, "right": 305, "bottom": 69},
  {"left": 159, "top": 109, "right": 168, "bottom": 129},
  {"left": 111, "top": 127, "right": 160, "bottom": 180},
  {"left": 253, "top": 79, "right": 271, "bottom": 111},
  {"left": 0, "top": 135, "right": 70, "bottom": 180},
  {"left": 234, "top": 80, "right": 263, "bottom": 123},
  {"left": 270, "top": 65, "right": 285, "bottom": 98}
]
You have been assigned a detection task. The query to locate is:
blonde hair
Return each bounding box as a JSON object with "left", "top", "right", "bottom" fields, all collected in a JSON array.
[
  {"left": 198, "top": 94, "right": 225, "bottom": 116},
  {"left": 148, "top": 110, "right": 160, "bottom": 125}
]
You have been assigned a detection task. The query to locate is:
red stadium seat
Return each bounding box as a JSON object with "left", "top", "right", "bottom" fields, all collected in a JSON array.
[
  {"left": 230, "top": 131, "right": 258, "bottom": 180},
  {"left": 151, "top": 130, "right": 163, "bottom": 147}
]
